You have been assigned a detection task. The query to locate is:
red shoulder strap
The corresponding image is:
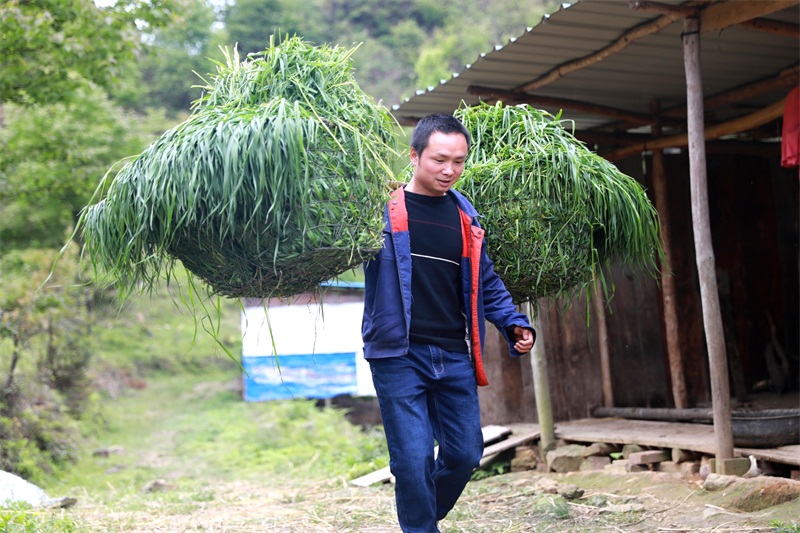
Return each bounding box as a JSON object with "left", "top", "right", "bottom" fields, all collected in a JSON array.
[{"left": 389, "top": 187, "right": 408, "bottom": 232}]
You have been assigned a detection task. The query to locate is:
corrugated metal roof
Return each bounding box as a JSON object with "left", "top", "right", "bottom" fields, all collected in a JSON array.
[{"left": 391, "top": 0, "right": 799, "bottom": 139}]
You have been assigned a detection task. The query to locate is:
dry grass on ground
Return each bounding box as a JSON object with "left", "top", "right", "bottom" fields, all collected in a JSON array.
[{"left": 61, "top": 468, "right": 799, "bottom": 532}]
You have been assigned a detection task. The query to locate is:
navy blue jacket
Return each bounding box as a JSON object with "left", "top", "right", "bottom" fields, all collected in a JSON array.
[{"left": 361, "top": 186, "right": 533, "bottom": 386}]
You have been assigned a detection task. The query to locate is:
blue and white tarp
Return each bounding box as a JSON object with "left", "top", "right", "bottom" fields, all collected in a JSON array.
[{"left": 241, "top": 298, "right": 375, "bottom": 401}]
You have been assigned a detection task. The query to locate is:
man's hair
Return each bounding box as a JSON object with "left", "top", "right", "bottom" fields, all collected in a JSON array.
[{"left": 410, "top": 113, "right": 471, "bottom": 156}]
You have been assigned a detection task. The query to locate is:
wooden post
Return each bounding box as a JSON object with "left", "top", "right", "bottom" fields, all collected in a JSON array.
[
  {"left": 592, "top": 278, "right": 614, "bottom": 407},
  {"left": 682, "top": 17, "right": 734, "bottom": 461},
  {"left": 650, "top": 100, "right": 688, "bottom": 409},
  {"left": 527, "top": 302, "right": 555, "bottom": 455}
]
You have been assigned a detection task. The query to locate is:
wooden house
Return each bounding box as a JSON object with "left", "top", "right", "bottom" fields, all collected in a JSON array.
[{"left": 390, "top": 0, "right": 799, "bottom": 461}]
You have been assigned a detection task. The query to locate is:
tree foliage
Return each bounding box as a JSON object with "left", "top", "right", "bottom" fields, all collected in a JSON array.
[
  {"left": 0, "top": 0, "right": 566, "bottom": 480},
  {"left": 0, "top": 246, "right": 93, "bottom": 482},
  {"left": 223, "top": 0, "right": 286, "bottom": 57},
  {"left": 124, "top": 0, "right": 225, "bottom": 114},
  {"left": 0, "top": 82, "right": 157, "bottom": 249},
  {"left": 0, "top": 0, "right": 173, "bottom": 106},
  {"left": 217, "top": 0, "right": 559, "bottom": 106}
]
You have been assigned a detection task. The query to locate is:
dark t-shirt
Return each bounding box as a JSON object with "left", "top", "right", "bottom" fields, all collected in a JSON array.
[{"left": 405, "top": 190, "right": 468, "bottom": 353}]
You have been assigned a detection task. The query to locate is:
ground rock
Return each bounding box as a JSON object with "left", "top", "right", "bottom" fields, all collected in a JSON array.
[
  {"left": 533, "top": 477, "right": 561, "bottom": 494},
  {"left": 621, "top": 443, "right": 643, "bottom": 458},
  {"left": 680, "top": 460, "right": 701, "bottom": 478},
  {"left": 532, "top": 477, "right": 584, "bottom": 500},
  {"left": 604, "top": 459, "right": 629, "bottom": 474},
  {"left": 656, "top": 460, "right": 681, "bottom": 474},
  {"left": 546, "top": 444, "right": 587, "bottom": 473},
  {"left": 703, "top": 473, "right": 738, "bottom": 491},
  {"left": 93, "top": 445, "right": 125, "bottom": 457},
  {"left": 581, "top": 455, "right": 611, "bottom": 471},
  {"left": 600, "top": 502, "right": 645, "bottom": 513},
  {"left": 727, "top": 477, "right": 800, "bottom": 512},
  {"left": 143, "top": 479, "right": 176, "bottom": 493},
  {"left": 582, "top": 442, "right": 618, "bottom": 457},
  {"left": 558, "top": 484, "right": 584, "bottom": 500},
  {"left": 510, "top": 446, "right": 537, "bottom": 472}
]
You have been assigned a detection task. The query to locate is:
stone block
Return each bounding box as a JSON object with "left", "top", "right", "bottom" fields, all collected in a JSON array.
[
  {"left": 621, "top": 443, "right": 643, "bottom": 459},
  {"left": 628, "top": 450, "right": 670, "bottom": 465},
  {"left": 680, "top": 461, "right": 701, "bottom": 477},
  {"left": 717, "top": 457, "right": 752, "bottom": 477},
  {"left": 671, "top": 448, "right": 699, "bottom": 463},
  {"left": 581, "top": 455, "right": 611, "bottom": 471},
  {"left": 546, "top": 444, "right": 587, "bottom": 473},
  {"left": 656, "top": 460, "right": 681, "bottom": 474},
  {"left": 625, "top": 463, "right": 650, "bottom": 472},
  {"left": 558, "top": 484, "right": 584, "bottom": 500},
  {"left": 604, "top": 459, "right": 629, "bottom": 474},
  {"left": 582, "top": 442, "right": 619, "bottom": 457},
  {"left": 510, "top": 446, "right": 538, "bottom": 472}
]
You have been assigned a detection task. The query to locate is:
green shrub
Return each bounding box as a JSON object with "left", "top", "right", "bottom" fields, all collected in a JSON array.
[
  {"left": 0, "top": 247, "right": 91, "bottom": 481},
  {"left": 0, "top": 504, "right": 79, "bottom": 532}
]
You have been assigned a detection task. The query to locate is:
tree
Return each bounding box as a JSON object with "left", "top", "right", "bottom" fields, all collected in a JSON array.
[
  {"left": 0, "top": 81, "right": 154, "bottom": 249},
  {"left": 414, "top": 0, "right": 560, "bottom": 91},
  {"left": 129, "top": 0, "right": 225, "bottom": 114},
  {"left": 0, "top": 0, "right": 173, "bottom": 107},
  {"left": 0, "top": 245, "right": 93, "bottom": 481},
  {"left": 224, "top": 0, "right": 285, "bottom": 57}
]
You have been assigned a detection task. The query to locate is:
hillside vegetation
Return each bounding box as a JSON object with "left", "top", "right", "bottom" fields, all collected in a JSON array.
[{"left": 0, "top": 0, "right": 557, "bottom": 483}]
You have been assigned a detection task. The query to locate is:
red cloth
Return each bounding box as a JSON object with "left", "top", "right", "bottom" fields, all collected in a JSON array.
[{"left": 782, "top": 86, "right": 799, "bottom": 168}]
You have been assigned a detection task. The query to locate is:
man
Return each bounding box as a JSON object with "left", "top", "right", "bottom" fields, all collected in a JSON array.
[{"left": 361, "top": 113, "right": 535, "bottom": 532}]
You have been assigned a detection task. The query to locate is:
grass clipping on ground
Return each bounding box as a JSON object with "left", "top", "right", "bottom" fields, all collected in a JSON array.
[
  {"left": 78, "top": 36, "right": 396, "bottom": 300},
  {"left": 455, "top": 102, "right": 663, "bottom": 304}
]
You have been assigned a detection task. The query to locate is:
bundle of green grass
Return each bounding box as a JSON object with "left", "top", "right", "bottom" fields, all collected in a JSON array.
[
  {"left": 79, "top": 36, "right": 396, "bottom": 299},
  {"left": 454, "top": 102, "right": 662, "bottom": 304}
]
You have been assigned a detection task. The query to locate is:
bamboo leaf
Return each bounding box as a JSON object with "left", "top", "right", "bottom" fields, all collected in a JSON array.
[
  {"left": 75, "top": 36, "right": 397, "bottom": 302},
  {"left": 454, "top": 102, "right": 663, "bottom": 306}
]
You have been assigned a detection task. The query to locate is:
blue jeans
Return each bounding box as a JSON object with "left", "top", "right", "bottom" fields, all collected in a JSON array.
[{"left": 369, "top": 343, "right": 484, "bottom": 533}]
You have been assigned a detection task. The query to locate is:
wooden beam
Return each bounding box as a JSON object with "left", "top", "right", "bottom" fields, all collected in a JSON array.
[
  {"left": 628, "top": 1, "right": 697, "bottom": 18},
  {"left": 558, "top": 418, "right": 800, "bottom": 466},
  {"left": 518, "top": 0, "right": 795, "bottom": 98},
  {"left": 515, "top": 11, "right": 683, "bottom": 93},
  {"left": 633, "top": 0, "right": 799, "bottom": 34},
  {"left": 667, "top": 64, "right": 799, "bottom": 117},
  {"left": 683, "top": 16, "right": 734, "bottom": 463},
  {"left": 704, "top": 140, "right": 781, "bottom": 157},
  {"left": 603, "top": 64, "right": 798, "bottom": 132},
  {"left": 528, "top": 303, "right": 555, "bottom": 455},
  {"left": 481, "top": 430, "right": 540, "bottom": 460},
  {"left": 699, "top": 0, "right": 798, "bottom": 35},
  {"left": 631, "top": 0, "right": 799, "bottom": 35},
  {"left": 575, "top": 130, "right": 653, "bottom": 147},
  {"left": 350, "top": 425, "right": 518, "bottom": 486},
  {"left": 468, "top": 85, "right": 660, "bottom": 125},
  {"left": 649, "top": 100, "right": 687, "bottom": 410},
  {"left": 739, "top": 17, "right": 800, "bottom": 39},
  {"left": 605, "top": 98, "right": 786, "bottom": 160},
  {"left": 592, "top": 281, "right": 614, "bottom": 408}
]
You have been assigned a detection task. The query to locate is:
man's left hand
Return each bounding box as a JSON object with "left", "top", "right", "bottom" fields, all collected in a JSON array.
[{"left": 512, "top": 326, "right": 534, "bottom": 353}]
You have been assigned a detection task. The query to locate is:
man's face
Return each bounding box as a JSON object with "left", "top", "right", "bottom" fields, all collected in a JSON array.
[{"left": 408, "top": 131, "right": 468, "bottom": 196}]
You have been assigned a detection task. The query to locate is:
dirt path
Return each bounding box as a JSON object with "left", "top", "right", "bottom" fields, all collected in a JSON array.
[{"left": 69, "top": 467, "right": 799, "bottom": 532}]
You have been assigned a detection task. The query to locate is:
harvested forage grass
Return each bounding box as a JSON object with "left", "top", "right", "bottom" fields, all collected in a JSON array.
[
  {"left": 78, "top": 36, "right": 396, "bottom": 299},
  {"left": 454, "top": 102, "right": 662, "bottom": 304}
]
